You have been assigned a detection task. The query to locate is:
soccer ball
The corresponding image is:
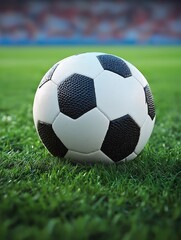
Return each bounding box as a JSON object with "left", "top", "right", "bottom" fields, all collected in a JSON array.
[{"left": 33, "top": 52, "right": 155, "bottom": 164}]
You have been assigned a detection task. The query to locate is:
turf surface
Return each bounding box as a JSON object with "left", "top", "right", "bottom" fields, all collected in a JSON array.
[{"left": 0, "top": 46, "right": 181, "bottom": 240}]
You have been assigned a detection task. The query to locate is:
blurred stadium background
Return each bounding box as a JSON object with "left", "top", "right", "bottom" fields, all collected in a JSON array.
[{"left": 0, "top": 0, "right": 181, "bottom": 45}]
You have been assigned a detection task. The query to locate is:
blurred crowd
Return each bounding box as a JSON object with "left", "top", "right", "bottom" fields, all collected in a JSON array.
[{"left": 0, "top": 0, "right": 181, "bottom": 44}]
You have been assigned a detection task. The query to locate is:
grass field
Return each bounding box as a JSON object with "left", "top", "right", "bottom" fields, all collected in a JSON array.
[{"left": 0, "top": 46, "right": 181, "bottom": 240}]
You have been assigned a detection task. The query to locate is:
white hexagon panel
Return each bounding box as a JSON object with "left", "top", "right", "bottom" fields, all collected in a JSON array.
[
  {"left": 124, "top": 59, "right": 148, "bottom": 87},
  {"left": 51, "top": 52, "right": 105, "bottom": 86},
  {"left": 94, "top": 70, "right": 148, "bottom": 127},
  {"left": 65, "top": 150, "right": 113, "bottom": 164},
  {"left": 135, "top": 116, "right": 156, "bottom": 155},
  {"left": 33, "top": 81, "right": 59, "bottom": 126},
  {"left": 52, "top": 108, "right": 109, "bottom": 153}
]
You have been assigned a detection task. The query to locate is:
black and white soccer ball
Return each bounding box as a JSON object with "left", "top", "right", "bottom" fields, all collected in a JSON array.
[{"left": 33, "top": 52, "right": 155, "bottom": 164}]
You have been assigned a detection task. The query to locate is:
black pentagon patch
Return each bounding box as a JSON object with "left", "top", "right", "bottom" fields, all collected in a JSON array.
[
  {"left": 39, "top": 63, "right": 59, "bottom": 88},
  {"left": 101, "top": 115, "right": 140, "bottom": 162},
  {"left": 97, "top": 55, "right": 131, "bottom": 78},
  {"left": 37, "top": 121, "right": 68, "bottom": 157},
  {"left": 144, "top": 85, "right": 155, "bottom": 120},
  {"left": 58, "top": 74, "right": 96, "bottom": 119}
]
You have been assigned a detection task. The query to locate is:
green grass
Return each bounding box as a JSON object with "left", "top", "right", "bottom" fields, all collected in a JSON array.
[{"left": 0, "top": 46, "right": 181, "bottom": 240}]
